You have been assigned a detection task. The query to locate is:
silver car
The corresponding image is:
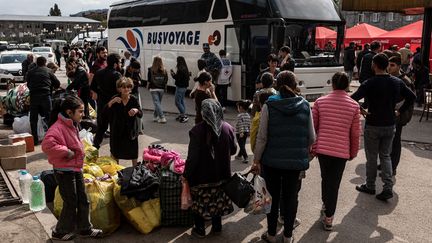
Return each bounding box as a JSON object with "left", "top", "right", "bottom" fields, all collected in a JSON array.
[{"left": 0, "top": 50, "right": 31, "bottom": 85}]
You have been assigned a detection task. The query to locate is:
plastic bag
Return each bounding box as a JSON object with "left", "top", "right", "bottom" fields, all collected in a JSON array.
[
  {"left": 12, "top": 115, "right": 31, "bottom": 134},
  {"left": 83, "top": 140, "right": 98, "bottom": 164},
  {"left": 244, "top": 176, "right": 272, "bottom": 215},
  {"left": 79, "top": 129, "right": 94, "bottom": 144},
  {"left": 180, "top": 180, "right": 192, "bottom": 210},
  {"left": 83, "top": 163, "right": 104, "bottom": 177},
  {"left": 37, "top": 115, "right": 48, "bottom": 142}
]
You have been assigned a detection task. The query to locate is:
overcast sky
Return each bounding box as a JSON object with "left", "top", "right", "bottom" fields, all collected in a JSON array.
[{"left": 0, "top": 0, "right": 118, "bottom": 16}]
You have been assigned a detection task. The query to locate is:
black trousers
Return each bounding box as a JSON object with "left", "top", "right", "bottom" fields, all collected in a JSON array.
[
  {"left": 30, "top": 96, "right": 52, "bottom": 144},
  {"left": 391, "top": 124, "right": 403, "bottom": 173},
  {"left": 236, "top": 133, "right": 248, "bottom": 159},
  {"left": 318, "top": 154, "right": 347, "bottom": 217},
  {"left": 263, "top": 164, "right": 300, "bottom": 238},
  {"left": 54, "top": 171, "right": 92, "bottom": 234},
  {"left": 215, "top": 84, "right": 228, "bottom": 107},
  {"left": 194, "top": 214, "right": 221, "bottom": 232},
  {"left": 93, "top": 101, "right": 109, "bottom": 148}
]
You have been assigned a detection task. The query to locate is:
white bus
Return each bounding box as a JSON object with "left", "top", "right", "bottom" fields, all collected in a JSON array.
[{"left": 108, "top": 0, "right": 345, "bottom": 101}]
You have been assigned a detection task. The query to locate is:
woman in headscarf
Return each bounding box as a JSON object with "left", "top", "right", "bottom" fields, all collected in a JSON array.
[{"left": 183, "top": 99, "right": 237, "bottom": 238}]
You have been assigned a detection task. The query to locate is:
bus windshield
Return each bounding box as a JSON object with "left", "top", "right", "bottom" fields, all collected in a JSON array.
[{"left": 285, "top": 24, "right": 340, "bottom": 67}]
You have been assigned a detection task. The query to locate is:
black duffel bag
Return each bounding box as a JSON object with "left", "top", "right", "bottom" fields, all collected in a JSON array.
[{"left": 222, "top": 172, "right": 254, "bottom": 208}]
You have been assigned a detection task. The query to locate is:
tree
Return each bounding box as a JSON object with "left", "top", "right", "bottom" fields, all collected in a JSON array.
[{"left": 49, "top": 4, "right": 62, "bottom": 16}]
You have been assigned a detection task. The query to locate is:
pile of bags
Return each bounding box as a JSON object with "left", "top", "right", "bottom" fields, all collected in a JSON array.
[{"left": 1, "top": 83, "right": 30, "bottom": 117}]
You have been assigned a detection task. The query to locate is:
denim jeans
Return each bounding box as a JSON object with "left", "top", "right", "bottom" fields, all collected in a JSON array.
[
  {"left": 364, "top": 125, "right": 395, "bottom": 191},
  {"left": 54, "top": 170, "right": 92, "bottom": 234},
  {"left": 263, "top": 165, "right": 300, "bottom": 238},
  {"left": 30, "top": 95, "right": 52, "bottom": 144},
  {"left": 175, "top": 87, "right": 187, "bottom": 115},
  {"left": 150, "top": 90, "right": 165, "bottom": 119}
]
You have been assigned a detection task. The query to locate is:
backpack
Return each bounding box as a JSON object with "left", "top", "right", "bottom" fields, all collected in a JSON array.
[{"left": 151, "top": 71, "right": 167, "bottom": 89}]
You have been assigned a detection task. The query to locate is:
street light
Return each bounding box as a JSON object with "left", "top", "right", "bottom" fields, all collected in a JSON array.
[
  {"left": 54, "top": 26, "right": 61, "bottom": 39},
  {"left": 97, "top": 25, "right": 104, "bottom": 39}
]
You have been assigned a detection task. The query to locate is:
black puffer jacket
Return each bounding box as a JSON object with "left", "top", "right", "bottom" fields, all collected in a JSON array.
[
  {"left": 119, "top": 164, "right": 160, "bottom": 202},
  {"left": 27, "top": 66, "right": 60, "bottom": 97}
]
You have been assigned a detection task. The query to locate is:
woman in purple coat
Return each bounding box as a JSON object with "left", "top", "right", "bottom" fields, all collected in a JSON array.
[{"left": 183, "top": 99, "right": 237, "bottom": 238}]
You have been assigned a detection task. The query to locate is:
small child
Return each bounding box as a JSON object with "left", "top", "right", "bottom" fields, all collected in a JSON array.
[
  {"left": 42, "top": 95, "right": 102, "bottom": 240},
  {"left": 190, "top": 59, "right": 207, "bottom": 98},
  {"left": 250, "top": 92, "right": 273, "bottom": 152},
  {"left": 106, "top": 77, "right": 143, "bottom": 166},
  {"left": 235, "top": 100, "right": 252, "bottom": 163}
]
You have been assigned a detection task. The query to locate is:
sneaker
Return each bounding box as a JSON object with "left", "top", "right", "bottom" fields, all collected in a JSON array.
[
  {"left": 234, "top": 155, "right": 242, "bottom": 160},
  {"left": 79, "top": 228, "right": 103, "bottom": 238},
  {"left": 322, "top": 216, "right": 333, "bottom": 231},
  {"left": 175, "top": 115, "right": 182, "bottom": 121},
  {"left": 180, "top": 116, "right": 189, "bottom": 123},
  {"left": 153, "top": 116, "right": 159, "bottom": 122},
  {"left": 355, "top": 184, "right": 376, "bottom": 195},
  {"left": 158, "top": 117, "right": 167, "bottom": 123},
  {"left": 283, "top": 236, "right": 294, "bottom": 243},
  {"left": 52, "top": 231, "right": 76, "bottom": 241},
  {"left": 261, "top": 232, "right": 276, "bottom": 243},
  {"left": 293, "top": 218, "right": 301, "bottom": 229},
  {"left": 376, "top": 190, "right": 393, "bottom": 201},
  {"left": 191, "top": 227, "right": 206, "bottom": 238}
]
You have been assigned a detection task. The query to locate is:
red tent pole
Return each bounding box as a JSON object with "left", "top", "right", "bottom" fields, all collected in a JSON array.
[{"left": 421, "top": 8, "right": 432, "bottom": 68}]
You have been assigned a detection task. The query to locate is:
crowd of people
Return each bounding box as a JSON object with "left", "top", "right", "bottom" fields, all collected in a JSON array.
[{"left": 21, "top": 39, "right": 424, "bottom": 242}]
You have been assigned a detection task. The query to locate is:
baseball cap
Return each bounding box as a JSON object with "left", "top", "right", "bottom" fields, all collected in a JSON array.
[{"left": 203, "top": 43, "right": 210, "bottom": 49}]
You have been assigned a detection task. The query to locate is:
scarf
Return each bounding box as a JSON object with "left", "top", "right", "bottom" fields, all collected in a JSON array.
[{"left": 201, "top": 99, "right": 223, "bottom": 137}]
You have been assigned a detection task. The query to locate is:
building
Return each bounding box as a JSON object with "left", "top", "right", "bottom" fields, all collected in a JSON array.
[
  {"left": 342, "top": 11, "right": 422, "bottom": 30},
  {"left": 0, "top": 15, "right": 101, "bottom": 43}
]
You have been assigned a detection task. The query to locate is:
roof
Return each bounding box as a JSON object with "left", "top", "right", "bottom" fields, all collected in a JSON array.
[
  {"left": 378, "top": 20, "right": 423, "bottom": 39},
  {"left": 342, "top": 0, "right": 431, "bottom": 14},
  {"left": 0, "top": 15, "right": 100, "bottom": 23},
  {"left": 328, "top": 23, "right": 387, "bottom": 40},
  {"left": 316, "top": 27, "right": 336, "bottom": 39}
]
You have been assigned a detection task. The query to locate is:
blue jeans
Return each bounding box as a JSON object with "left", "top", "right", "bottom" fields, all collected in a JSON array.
[
  {"left": 364, "top": 125, "right": 395, "bottom": 191},
  {"left": 150, "top": 90, "right": 165, "bottom": 119},
  {"left": 175, "top": 86, "right": 187, "bottom": 115}
]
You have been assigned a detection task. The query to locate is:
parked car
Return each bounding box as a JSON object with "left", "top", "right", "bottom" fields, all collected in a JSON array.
[
  {"left": 32, "top": 46, "right": 55, "bottom": 63},
  {"left": 0, "top": 50, "right": 31, "bottom": 86}
]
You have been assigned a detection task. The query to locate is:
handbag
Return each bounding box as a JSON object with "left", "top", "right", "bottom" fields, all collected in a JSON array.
[{"left": 222, "top": 172, "right": 255, "bottom": 208}]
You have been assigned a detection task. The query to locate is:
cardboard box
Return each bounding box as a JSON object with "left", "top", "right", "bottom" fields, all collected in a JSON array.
[
  {"left": 0, "top": 141, "right": 26, "bottom": 158},
  {"left": 1, "top": 155, "right": 27, "bottom": 170},
  {"left": 8, "top": 133, "right": 34, "bottom": 152}
]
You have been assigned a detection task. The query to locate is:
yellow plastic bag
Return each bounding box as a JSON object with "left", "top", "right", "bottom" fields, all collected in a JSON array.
[
  {"left": 53, "top": 187, "right": 62, "bottom": 218},
  {"left": 83, "top": 173, "right": 95, "bottom": 180},
  {"left": 95, "top": 156, "right": 117, "bottom": 166},
  {"left": 141, "top": 198, "right": 160, "bottom": 228},
  {"left": 83, "top": 163, "right": 104, "bottom": 177},
  {"left": 113, "top": 182, "right": 139, "bottom": 212},
  {"left": 127, "top": 207, "right": 154, "bottom": 234},
  {"left": 83, "top": 140, "right": 98, "bottom": 164},
  {"left": 89, "top": 104, "right": 97, "bottom": 119},
  {"left": 85, "top": 179, "right": 121, "bottom": 235}
]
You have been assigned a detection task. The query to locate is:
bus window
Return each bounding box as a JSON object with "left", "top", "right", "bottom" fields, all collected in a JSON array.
[
  {"left": 229, "top": 0, "right": 268, "bottom": 19},
  {"left": 225, "top": 26, "right": 240, "bottom": 63},
  {"left": 161, "top": 4, "right": 185, "bottom": 25},
  {"left": 129, "top": 4, "right": 160, "bottom": 26},
  {"left": 212, "top": 0, "right": 229, "bottom": 19},
  {"left": 285, "top": 23, "right": 340, "bottom": 67}
]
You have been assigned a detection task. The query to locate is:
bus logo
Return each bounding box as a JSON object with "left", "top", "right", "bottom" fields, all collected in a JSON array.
[
  {"left": 208, "top": 30, "right": 221, "bottom": 46},
  {"left": 116, "top": 28, "right": 144, "bottom": 58}
]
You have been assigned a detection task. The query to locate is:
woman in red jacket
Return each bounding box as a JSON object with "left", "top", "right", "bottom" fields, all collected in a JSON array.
[{"left": 312, "top": 72, "right": 361, "bottom": 231}]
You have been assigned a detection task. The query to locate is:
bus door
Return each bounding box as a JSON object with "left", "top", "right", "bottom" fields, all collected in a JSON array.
[{"left": 239, "top": 24, "right": 270, "bottom": 99}]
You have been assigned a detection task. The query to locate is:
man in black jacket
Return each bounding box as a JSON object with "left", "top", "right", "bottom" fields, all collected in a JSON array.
[
  {"left": 359, "top": 41, "right": 381, "bottom": 83},
  {"left": 344, "top": 42, "right": 356, "bottom": 82},
  {"left": 356, "top": 43, "right": 370, "bottom": 74},
  {"left": 352, "top": 53, "right": 416, "bottom": 201},
  {"left": 90, "top": 53, "right": 122, "bottom": 149},
  {"left": 66, "top": 58, "right": 90, "bottom": 118},
  {"left": 27, "top": 56, "right": 61, "bottom": 144},
  {"left": 22, "top": 53, "right": 35, "bottom": 82}
]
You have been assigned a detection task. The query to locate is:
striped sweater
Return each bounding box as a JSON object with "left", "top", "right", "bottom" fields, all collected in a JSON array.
[{"left": 236, "top": 112, "right": 251, "bottom": 134}]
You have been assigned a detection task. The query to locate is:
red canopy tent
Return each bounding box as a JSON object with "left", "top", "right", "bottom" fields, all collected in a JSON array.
[
  {"left": 327, "top": 23, "right": 387, "bottom": 46},
  {"left": 376, "top": 20, "right": 423, "bottom": 50},
  {"left": 316, "top": 27, "right": 337, "bottom": 48}
]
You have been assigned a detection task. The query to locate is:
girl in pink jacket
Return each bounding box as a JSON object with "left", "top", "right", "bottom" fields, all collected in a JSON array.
[
  {"left": 312, "top": 72, "right": 361, "bottom": 231},
  {"left": 42, "top": 95, "right": 102, "bottom": 241}
]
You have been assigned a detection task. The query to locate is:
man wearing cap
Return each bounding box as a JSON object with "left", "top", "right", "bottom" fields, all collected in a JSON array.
[
  {"left": 399, "top": 44, "right": 413, "bottom": 72},
  {"left": 201, "top": 43, "right": 222, "bottom": 83}
]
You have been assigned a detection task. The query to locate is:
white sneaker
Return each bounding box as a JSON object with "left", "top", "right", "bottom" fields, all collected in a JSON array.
[
  {"left": 158, "top": 117, "right": 167, "bottom": 123},
  {"left": 153, "top": 117, "right": 159, "bottom": 122}
]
